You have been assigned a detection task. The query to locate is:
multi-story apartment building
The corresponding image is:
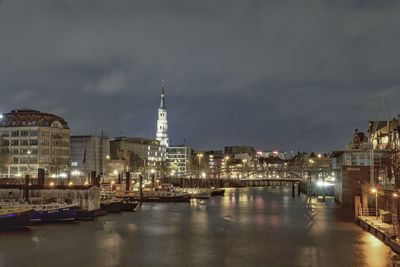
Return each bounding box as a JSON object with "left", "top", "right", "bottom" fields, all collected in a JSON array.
[
  {"left": 0, "top": 109, "right": 70, "bottom": 178},
  {"left": 70, "top": 135, "right": 110, "bottom": 177}
]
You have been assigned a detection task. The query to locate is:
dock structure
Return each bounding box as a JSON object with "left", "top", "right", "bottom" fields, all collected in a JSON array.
[{"left": 0, "top": 185, "right": 101, "bottom": 211}]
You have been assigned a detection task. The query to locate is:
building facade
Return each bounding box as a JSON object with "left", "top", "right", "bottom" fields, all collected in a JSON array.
[
  {"left": 156, "top": 85, "right": 169, "bottom": 147},
  {"left": 0, "top": 109, "right": 70, "bottom": 178},
  {"left": 110, "top": 137, "right": 166, "bottom": 173},
  {"left": 166, "top": 145, "right": 193, "bottom": 176},
  {"left": 70, "top": 135, "right": 110, "bottom": 177}
]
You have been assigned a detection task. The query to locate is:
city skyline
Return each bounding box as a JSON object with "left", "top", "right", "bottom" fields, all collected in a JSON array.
[{"left": 1, "top": 1, "right": 400, "bottom": 152}]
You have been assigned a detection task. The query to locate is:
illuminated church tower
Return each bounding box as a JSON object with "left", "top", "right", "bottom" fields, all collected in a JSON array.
[{"left": 156, "top": 82, "right": 169, "bottom": 147}]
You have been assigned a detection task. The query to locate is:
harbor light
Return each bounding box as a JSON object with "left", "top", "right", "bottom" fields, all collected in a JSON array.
[
  {"left": 371, "top": 188, "right": 377, "bottom": 194},
  {"left": 393, "top": 193, "right": 398, "bottom": 198},
  {"left": 68, "top": 181, "right": 73, "bottom": 187},
  {"left": 49, "top": 182, "right": 54, "bottom": 187},
  {"left": 317, "top": 181, "right": 334, "bottom": 187},
  {"left": 59, "top": 172, "right": 67, "bottom": 178},
  {"left": 84, "top": 181, "right": 89, "bottom": 186},
  {"left": 201, "top": 172, "right": 206, "bottom": 178}
]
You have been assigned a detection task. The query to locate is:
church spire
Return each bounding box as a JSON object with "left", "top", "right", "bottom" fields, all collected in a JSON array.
[
  {"left": 156, "top": 80, "right": 169, "bottom": 147},
  {"left": 160, "top": 80, "right": 166, "bottom": 109}
]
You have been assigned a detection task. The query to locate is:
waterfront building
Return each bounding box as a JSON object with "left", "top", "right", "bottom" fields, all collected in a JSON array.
[
  {"left": 0, "top": 109, "right": 70, "bottom": 178},
  {"left": 109, "top": 137, "right": 166, "bottom": 173},
  {"left": 156, "top": 84, "right": 169, "bottom": 148},
  {"left": 70, "top": 135, "right": 110, "bottom": 177},
  {"left": 368, "top": 114, "right": 400, "bottom": 150},
  {"left": 224, "top": 146, "right": 255, "bottom": 157},
  {"left": 256, "top": 150, "right": 287, "bottom": 160},
  {"left": 166, "top": 145, "right": 193, "bottom": 177},
  {"left": 193, "top": 150, "right": 224, "bottom": 178},
  {"left": 330, "top": 128, "right": 388, "bottom": 205}
]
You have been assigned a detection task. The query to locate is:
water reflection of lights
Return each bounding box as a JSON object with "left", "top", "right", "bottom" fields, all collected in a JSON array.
[
  {"left": 360, "top": 234, "right": 392, "bottom": 267},
  {"left": 98, "top": 231, "right": 122, "bottom": 266}
]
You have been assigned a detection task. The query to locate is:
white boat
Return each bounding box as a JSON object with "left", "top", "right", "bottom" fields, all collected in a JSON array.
[{"left": 175, "top": 188, "right": 212, "bottom": 199}]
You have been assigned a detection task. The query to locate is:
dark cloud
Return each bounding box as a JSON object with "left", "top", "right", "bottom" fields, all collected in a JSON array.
[{"left": 1, "top": 0, "right": 400, "bottom": 152}]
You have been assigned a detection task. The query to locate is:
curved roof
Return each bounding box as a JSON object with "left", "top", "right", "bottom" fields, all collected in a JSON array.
[{"left": 0, "top": 109, "right": 69, "bottom": 129}]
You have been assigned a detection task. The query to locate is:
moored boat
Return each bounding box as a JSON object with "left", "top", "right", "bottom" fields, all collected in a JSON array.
[
  {"left": 0, "top": 208, "right": 32, "bottom": 230},
  {"left": 100, "top": 195, "right": 123, "bottom": 213},
  {"left": 211, "top": 188, "right": 225, "bottom": 196},
  {"left": 130, "top": 191, "right": 191, "bottom": 202},
  {"left": 1, "top": 198, "right": 79, "bottom": 223},
  {"left": 29, "top": 203, "right": 79, "bottom": 223},
  {"left": 120, "top": 198, "right": 138, "bottom": 212},
  {"left": 76, "top": 209, "right": 108, "bottom": 221},
  {"left": 190, "top": 191, "right": 212, "bottom": 199},
  {"left": 174, "top": 188, "right": 212, "bottom": 199}
]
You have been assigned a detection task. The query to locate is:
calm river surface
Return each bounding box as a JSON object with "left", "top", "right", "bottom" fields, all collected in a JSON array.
[{"left": 0, "top": 187, "right": 394, "bottom": 267}]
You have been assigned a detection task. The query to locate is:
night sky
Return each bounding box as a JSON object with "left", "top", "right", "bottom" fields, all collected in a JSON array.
[{"left": 1, "top": 1, "right": 400, "bottom": 152}]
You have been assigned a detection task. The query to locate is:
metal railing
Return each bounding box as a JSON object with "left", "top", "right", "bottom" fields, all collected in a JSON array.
[{"left": 359, "top": 208, "right": 378, "bottom": 217}]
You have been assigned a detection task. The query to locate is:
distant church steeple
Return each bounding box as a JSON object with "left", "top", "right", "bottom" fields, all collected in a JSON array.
[
  {"left": 160, "top": 81, "right": 166, "bottom": 109},
  {"left": 156, "top": 80, "right": 169, "bottom": 147}
]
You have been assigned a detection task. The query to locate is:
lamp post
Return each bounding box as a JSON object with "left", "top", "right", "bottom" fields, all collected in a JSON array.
[
  {"left": 197, "top": 153, "right": 203, "bottom": 178},
  {"left": 27, "top": 149, "right": 31, "bottom": 177},
  {"left": 151, "top": 168, "right": 155, "bottom": 190},
  {"left": 371, "top": 188, "right": 378, "bottom": 220},
  {"left": 392, "top": 193, "right": 398, "bottom": 215}
]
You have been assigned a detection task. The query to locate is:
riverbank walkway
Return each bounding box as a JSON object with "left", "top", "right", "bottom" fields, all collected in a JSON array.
[{"left": 357, "top": 214, "right": 400, "bottom": 266}]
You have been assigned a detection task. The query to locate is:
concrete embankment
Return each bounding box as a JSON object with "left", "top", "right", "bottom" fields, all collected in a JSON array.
[{"left": 356, "top": 217, "right": 400, "bottom": 255}]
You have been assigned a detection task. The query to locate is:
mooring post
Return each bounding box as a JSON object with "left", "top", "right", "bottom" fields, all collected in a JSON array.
[
  {"left": 292, "top": 182, "right": 295, "bottom": 198},
  {"left": 139, "top": 174, "right": 143, "bottom": 204},
  {"left": 24, "top": 174, "right": 30, "bottom": 202},
  {"left": 125, "top": 172, "right": 131, "bottom": 193}
]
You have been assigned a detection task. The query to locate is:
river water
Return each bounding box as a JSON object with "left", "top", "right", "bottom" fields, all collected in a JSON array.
[{"left": 0, "top": 187, "right": 394, "bottom": 267}]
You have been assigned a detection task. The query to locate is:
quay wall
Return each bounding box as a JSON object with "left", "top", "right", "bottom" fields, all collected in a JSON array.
[{"left": 356, "top": 217, "right": 400, "bottom": 255}]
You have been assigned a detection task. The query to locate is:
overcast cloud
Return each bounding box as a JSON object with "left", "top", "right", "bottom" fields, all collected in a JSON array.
[{"left": 0, "top": 0, "right": 400, "bottom": 152}]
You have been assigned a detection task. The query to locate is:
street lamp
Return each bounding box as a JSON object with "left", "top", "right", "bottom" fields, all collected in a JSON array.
[
  {"left": 197, "top": 153, "right": 204, "bottom": 178},
  {"left": 371, "top": 188, "right": 378, "bottom": 220},
  {"left": 27, "top": 149, "right": 31, "bottom": 177}
]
